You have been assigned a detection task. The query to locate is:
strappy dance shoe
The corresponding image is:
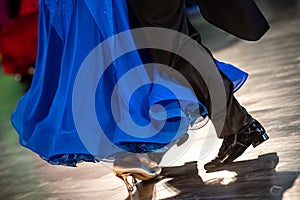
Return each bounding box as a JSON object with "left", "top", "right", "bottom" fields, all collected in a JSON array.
[{"left": 113, "top": 154, "right": 161, "bottom": 192}]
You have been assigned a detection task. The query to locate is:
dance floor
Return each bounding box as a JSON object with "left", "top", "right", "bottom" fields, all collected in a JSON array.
[{"left": 0, "top": 0, "right": 299, "bottom": 199}]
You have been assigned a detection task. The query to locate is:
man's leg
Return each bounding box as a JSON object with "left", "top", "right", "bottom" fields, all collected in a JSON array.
[{"left": 126, "top": 0, "right": 268, "bottom": 169}]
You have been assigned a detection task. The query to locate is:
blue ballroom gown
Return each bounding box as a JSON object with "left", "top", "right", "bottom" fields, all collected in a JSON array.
[{"left": 11, "top": 0, "right": 248, "bottom": 166}]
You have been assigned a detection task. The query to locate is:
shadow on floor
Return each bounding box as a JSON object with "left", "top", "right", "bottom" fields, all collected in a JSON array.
[{"left": 126, "top": 153, "right": 299, "bottom": 200}]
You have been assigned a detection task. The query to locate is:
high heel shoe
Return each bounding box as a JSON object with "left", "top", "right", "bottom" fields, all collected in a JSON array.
[{"left": 113, "top": 154, "right": 161, "bottom": 192}]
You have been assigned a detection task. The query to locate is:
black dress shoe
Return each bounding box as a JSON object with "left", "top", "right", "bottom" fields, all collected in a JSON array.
[{"left": 204, "top": 119, "right": 269, "bottom": 171}]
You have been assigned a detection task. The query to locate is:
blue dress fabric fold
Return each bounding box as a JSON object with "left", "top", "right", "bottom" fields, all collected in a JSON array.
[{"left": 11, "top": 0, "right": 248, "bottom": 166}]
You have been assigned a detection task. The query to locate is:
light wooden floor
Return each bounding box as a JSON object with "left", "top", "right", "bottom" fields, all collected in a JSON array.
[{"left": 0, "top": 0, "right": 299, "bottom": 199}]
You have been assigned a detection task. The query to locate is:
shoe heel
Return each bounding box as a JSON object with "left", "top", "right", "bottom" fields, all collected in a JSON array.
[
  {"left": 113, "top": 170, "right": 134, "bottom": 192},
  {"left": 252, "top": 132, "right": 269, "bottom": 148}
]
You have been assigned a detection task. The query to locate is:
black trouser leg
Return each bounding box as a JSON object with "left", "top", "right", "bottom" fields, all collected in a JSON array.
[{"left": 126, "top": 0, "right": 252, "bottom": 138}]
